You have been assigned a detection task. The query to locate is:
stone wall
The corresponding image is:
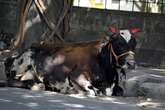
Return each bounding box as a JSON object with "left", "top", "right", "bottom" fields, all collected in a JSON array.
[
  {"left": 0, "top": 0, "right": 19, "bottom": 83},
  {"left": 66, "top": 7, "right": 165, "bottom": 67},
  {"left": 0, "top": 0, "right": 19, "bottom": 34}
]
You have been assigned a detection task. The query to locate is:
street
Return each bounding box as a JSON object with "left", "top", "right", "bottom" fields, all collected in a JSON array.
[
  {"left": 0, "top": 87, "right": 164, "bottom": 110},
  {"left": 1, "top": 67, "right": 165, "bottom": 110}
]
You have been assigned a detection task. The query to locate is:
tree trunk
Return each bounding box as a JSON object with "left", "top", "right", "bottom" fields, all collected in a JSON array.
[{"left": 0, "top": 0, "right": 73, "bottom": 53}]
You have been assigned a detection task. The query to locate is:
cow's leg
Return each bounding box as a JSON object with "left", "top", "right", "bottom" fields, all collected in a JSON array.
[
  {"left": 112, "top": 71, "right": 124, "bottom": 96},
  {"left": 70, "top": 71, "right": 96, "bottom": 96},
  {"left": 103, "top": 69, "right": 124, "bottom": 96},
  {"left": 77, "top": 74, "right": 96, "bottom": 96},
  {"left": 105, "top": 83, "right": 124, "bottom": 96}
]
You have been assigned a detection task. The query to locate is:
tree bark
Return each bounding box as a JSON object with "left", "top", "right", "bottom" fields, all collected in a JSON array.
[{"left": 0, "top": 0, "right": 73, "bottom": 54}]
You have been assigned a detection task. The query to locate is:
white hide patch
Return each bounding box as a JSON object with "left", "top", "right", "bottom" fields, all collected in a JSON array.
[
  {"left": 76, "top": 74, "right": 91, "bottom": 90},
  {"left": 120, "top": 29, "right": 131, "bottom": 43},
  {"left": 105, "top": 83, "right": 115, "bottom": 96},
  {"left": 20, "top": 71, "right": 34, "bottom": 81},
  {"left": 53, "top": 55, "right": 65, "bottom": 65},
  {"left": 44, "top": 55, "right": 65, "bottom": 72}
]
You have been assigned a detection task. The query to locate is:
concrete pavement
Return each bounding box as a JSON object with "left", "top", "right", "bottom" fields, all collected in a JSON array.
[
  {"left": 1, "top": 66, "right": 165, "bottom": 110},
  {"left": 0, "top": 87, "right": 164, "bottom": 110}
]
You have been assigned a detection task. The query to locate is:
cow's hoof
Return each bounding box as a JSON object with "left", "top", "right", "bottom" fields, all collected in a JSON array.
[
  {"left": 105, "top": 87, "right": 113, "bottom": 96},
  {"left": 31, "top": 83, "right": 45, "bottom": 91},
  {"left": 112, "top": 85, "right": 124, "bottom": 96},
  {"left": 86, "top": 89, "right": 97, "bottom": 97}
]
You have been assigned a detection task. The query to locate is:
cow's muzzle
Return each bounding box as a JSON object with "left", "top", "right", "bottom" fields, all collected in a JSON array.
[{"left": 122, "top": 51, "right": 136, "bottom": 70}]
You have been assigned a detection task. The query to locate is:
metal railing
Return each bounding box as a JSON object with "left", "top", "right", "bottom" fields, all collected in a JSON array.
[{"left": 73, "top": 0, "right": 165, "bottom": 13}]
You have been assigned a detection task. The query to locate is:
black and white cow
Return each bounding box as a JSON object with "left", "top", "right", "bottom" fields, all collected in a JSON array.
[
  {"left": 96, "top": 27, "right": 140, "bottom": 96},
  {"left": 5, "top": 27, "right": 140, "bottom": 96}
]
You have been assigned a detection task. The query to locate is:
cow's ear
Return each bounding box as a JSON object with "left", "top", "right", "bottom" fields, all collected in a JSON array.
[
  {"left": 130, "top": 28, "right": 141, "bottom": 34},
  {"left": 108, "top": 26, "right": 118, "bottom": 33},
  {"left": 106, "top": 33, "right": 119, "bottom": 42},
  {"left": 108, "top": 26, "right": 119, "bottom": 34},
  {"left": 106, "top": 26, "right": 119, "bottom": 40}
]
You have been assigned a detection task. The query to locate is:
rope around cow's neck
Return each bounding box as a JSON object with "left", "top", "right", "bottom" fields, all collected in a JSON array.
[{"left": 109, "top": 43, "right": 135, "bottom": 67}]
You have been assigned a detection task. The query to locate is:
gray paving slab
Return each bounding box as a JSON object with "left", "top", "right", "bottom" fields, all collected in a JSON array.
[{"left": 0, "top": 87, "right": 164, "bottom": 110}]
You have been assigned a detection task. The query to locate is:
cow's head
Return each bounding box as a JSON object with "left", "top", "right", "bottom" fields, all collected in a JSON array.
[{"left": 106, "top": 27, "right": 140, "bottom": 69}]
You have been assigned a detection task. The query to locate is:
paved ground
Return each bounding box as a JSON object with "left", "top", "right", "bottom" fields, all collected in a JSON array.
[
  {"left": 0, "top": 87, "right": 165, "bottom": 110},
  {"left": 123, "top": 67, "right": 165, "bottom": 99},
  {"left": 0, "top": 67, "right": 165, "bottom": 110},
  {"left": 126, "top": 66, "right": 165, "bottom": 78}
]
